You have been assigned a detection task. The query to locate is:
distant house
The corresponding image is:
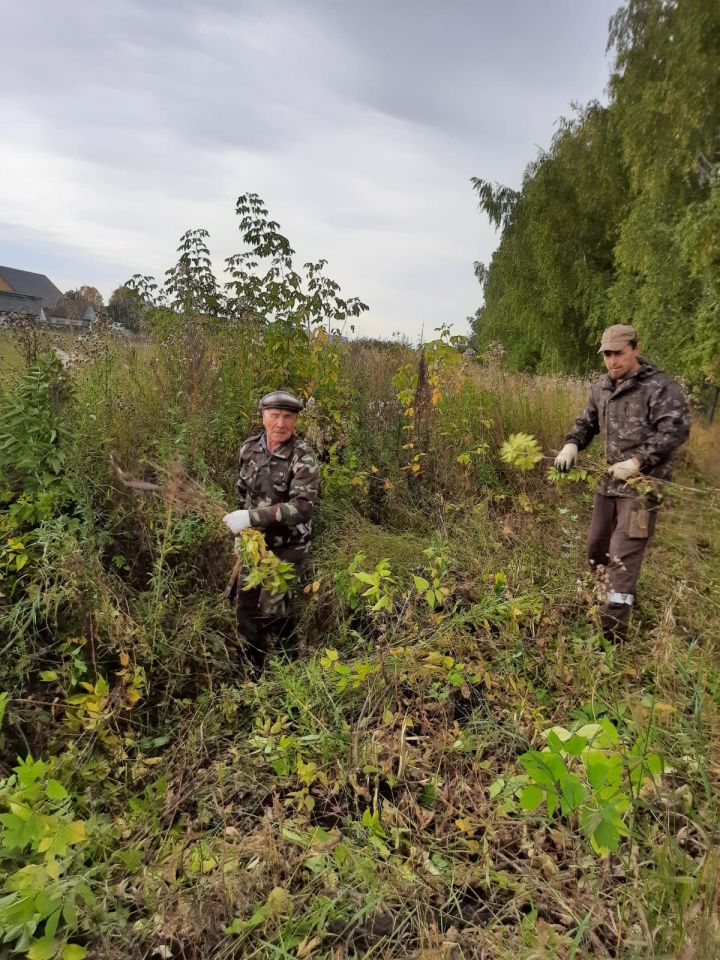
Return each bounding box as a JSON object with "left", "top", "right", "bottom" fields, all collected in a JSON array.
[
  {"left": 0, "top": 266, "right": 63, "bottom": 318},
  {"left": 46, "top": 301, "right": 97, "bottom": 329}
]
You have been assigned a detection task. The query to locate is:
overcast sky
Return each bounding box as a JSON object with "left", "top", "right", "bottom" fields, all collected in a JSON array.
[{"left": 1, "top": 0, "right": 620, "bottom": 340}]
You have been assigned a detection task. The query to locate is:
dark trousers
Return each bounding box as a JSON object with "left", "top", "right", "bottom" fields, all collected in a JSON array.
[
  {"left": 236, "top": 547, "right": 306, "bottom": 672},
  {"left": 236, "top": 585, "right": 295, "bottom": 673},
  {"left": 587, "top": 493, "right": 659, "bottom": 642}
]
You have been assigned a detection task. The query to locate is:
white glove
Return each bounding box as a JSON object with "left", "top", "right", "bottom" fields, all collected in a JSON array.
[
  {"left": 223, "top": 509, "right": 251, "bottom": 534},
  {"left": 554, "top": 443, "right": 578, "bottom": 472},
  {"left": 607, "top": 458, "right": 641, "bottom": 482}
]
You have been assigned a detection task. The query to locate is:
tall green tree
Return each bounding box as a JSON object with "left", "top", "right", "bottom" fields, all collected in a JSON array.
[{"left": 473, "top": 0, "right": 720, "bottom": 385}]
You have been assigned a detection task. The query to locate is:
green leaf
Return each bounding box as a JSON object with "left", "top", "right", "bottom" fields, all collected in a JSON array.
[
  {"left": 27, "top": 938, "right": 57, "bottom": 960},
  {"left": 413, "top": 575, "right": 430, "bottom": 591},
  {"left": 519, "top": 751, "right": 556, "bottom": 788},
  {"left": 645, "top": 753, "right": 665, "bottom": 776},
  {"left": 581, "top": 803, "right": 628, "bottom": 854},
  {"left": 353, "top": 572, "right": 376, "bottom": 585},
  {"left": 519, "top": 785, "right": 544, "bottom": 811},
  {"left": 46, "top": 780, "right": 68, "bottom": 801},
  {"left": 62, "top": 900, "right": 79, "bottom": 927},
  {"left": 45, "top": 907, "right": 62, "bottom": 940},
  {"left": 0, "top": 891, "right": 36, "bottom": 926},
  {"left": 545, "top": 788, "right": 559, "bottom": 817},
  {"left": 368, "top": 833, "right": 390, "bottom": 857},
  {"left": 16, "top": 756, "right": 47, "bottom": 787},
  {"left": 542, "top": 750, "right": 569, "bottom": 781},
  {"left": 62, "top": 945, "right": 88, "bottom": 960},
  {"left": 598, "top": 718, "right": 619, "bottom": 746},
  {"left": 0, "top": 811, "right": 45, "bottom": 850},
  {"left": 559, "top": 773, "right": 589, "bottom": 813},
  {"left": 488, "top": 778, "right": 504, "bottom": 799},
  {"left": 585, "top": 756, "right": 610, "bottom": 790},
  {"left": 563, "top": 735, "right": 587, "bottom": 757},
  {"left": 37, "top": 819, "right": 86, "bottom": 857},
  {"left": 419, "top": 782, "right": 436, "bottom": 809}
]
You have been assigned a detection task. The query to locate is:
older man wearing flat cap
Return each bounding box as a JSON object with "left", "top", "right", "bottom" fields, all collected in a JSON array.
[
  {"left": 554, "top": 325, "right": 690, "bottom": 643},
  {"left": 223, "top": 390, "right": 319, "bottom": 672}
]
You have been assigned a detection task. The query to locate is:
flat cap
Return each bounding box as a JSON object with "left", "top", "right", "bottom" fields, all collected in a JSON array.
[
  {"left": 598, "top": 324, "right": 638, "bottom": 353},
  {"left": 259, "top": 390, "right": 304, "bottom": 413}
]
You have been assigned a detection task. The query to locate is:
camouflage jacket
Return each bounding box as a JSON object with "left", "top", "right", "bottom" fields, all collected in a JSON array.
[
  {"left": 236, "top": 432, "right": 320, "bottom": 560},
  {"left": 564, "top": 359, "right": 691, "bottom": 497}
]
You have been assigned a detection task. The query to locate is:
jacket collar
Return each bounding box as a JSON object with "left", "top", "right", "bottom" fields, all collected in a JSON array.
[
  {"left": 601, "top": 358, "right": 657, "bottom": 396},
  {"left": 261, "top": 432, "right": 294, "bottom": 459}
]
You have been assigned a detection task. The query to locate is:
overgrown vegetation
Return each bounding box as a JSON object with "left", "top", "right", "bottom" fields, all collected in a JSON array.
[
  {"left": 3, "top": 10, "right": 720, "bottom": 941},
  {"left": 1, "top": 192, "right": 718, "bottom": 957}
]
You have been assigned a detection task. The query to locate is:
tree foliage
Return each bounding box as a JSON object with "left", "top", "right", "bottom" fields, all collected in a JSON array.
[
  {"left": 472, "top": 0, "right": 720, "bottom": 385},
  {"left": 52, "top": 290, "right": 96, "bottom": 322},
  {"left": 125, "top": 192, "right": 368, "bottom": 336}
]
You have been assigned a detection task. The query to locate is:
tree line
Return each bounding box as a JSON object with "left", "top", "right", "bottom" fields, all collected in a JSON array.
[{"left": 471, "top": 0, "right": 720, "bottom": 389}]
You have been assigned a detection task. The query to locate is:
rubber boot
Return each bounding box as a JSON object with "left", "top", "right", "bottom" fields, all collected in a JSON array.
[{"left": 600, "top": 602, "right": 631, "bottom": 644}]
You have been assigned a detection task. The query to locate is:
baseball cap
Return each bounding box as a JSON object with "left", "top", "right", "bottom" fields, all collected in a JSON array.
[{"left": 598, "top": 324, "right": 638, "bottom": 353}]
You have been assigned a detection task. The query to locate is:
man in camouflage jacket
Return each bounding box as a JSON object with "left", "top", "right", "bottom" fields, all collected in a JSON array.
[
  {"left": 223, "top": 390, "right": 320, "bottom": 672},
  {"left": 555, "top": 325, "right": 690, "bottom": 642}
]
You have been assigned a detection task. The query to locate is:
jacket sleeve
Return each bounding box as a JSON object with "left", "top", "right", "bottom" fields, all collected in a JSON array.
[
  {"left": 249, "top": 449, "right": 320, "bottom": 530},
  {"left": 634, "top": 380, "right": 691, "bottom": 469},
  {"left": 564, "top": 387, "right": 600, "bottom": 451},
  {"left": 236, "top": 443, "right": 250, "bottom": 508}
]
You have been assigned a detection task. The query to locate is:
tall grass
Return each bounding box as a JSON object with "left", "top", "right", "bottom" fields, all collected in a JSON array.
[{"left": 0, "top": 328, "right": 718, "bottom": 959}]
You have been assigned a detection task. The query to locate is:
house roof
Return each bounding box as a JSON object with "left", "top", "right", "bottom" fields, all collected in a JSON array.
[{"left": 0, "top": 266, "right": 63, "bottom": 308}]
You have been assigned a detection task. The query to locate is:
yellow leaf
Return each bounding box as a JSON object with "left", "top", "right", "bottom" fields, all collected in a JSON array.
[
  {"left": 410, "top": 463, "right": 421, "bottom": 474},
  {"left": 312, "top": 579, "right": 321, "bottom": 593},
  {"left": 297, "top": 935, "right": 323, "bottom": 958},
  {"left": 370, "top": 465, "right": 378, "bottom": 473},
  {"left": 70, "top": 820, "right": 85, "bottom": 843},
  {"left": 266, "top": 886, "right": 293, "bottom": 918},
  {"left": 119, "top": 651, "right": 130, "bottom": 667}
]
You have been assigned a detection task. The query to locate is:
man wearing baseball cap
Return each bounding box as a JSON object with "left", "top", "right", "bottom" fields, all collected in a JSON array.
[
  {"left": 223, "top": 390, "right": 319, "bottom": 673},
  {"left": 554, "top": 325, "right": 690, "bottom": 643}
]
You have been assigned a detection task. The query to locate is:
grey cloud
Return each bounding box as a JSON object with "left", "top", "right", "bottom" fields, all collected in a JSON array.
[
  {"left": 2, "top": 0, "right": 620, "bottom": 339},
  {"left": 5, "top": 1, "right": 345, "bottom": 165},
  {"left": 296, "top": 0, "right": 616, "bottom": 139}
]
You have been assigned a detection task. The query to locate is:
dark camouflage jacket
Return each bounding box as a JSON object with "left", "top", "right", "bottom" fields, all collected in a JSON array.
[
  {"left": 564, "top": 359, "right": 691, "bottom": 497},
  {"left": 236, "top": 432, "right": 320, "bottom": 561}
]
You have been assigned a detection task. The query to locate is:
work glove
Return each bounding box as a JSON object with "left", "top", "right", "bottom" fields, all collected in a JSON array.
[
  {"left": 223, "top": 509, "right": 251, "bottom": 534},
  {"left": 554, "top": 442, "right": 578, "bottom": 473},
  {"left": 607, "top": 458, "right": 641, "bottom": 482}
]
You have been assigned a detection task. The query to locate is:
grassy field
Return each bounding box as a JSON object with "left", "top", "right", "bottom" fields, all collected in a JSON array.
[{"left": 0, "top": 325, "right": 718, "bottom": 959}]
